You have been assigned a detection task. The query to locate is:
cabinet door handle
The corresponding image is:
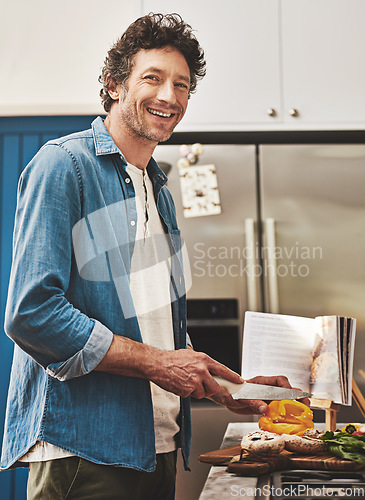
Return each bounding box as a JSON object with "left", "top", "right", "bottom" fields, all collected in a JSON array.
[
  {"left": 266, "top": 107, "right": 277, "bottom": 117},
  {"left": 289, "top": 108, "right": 299, "bottom": 117}
]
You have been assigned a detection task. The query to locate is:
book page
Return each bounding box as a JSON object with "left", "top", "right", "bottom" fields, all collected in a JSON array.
[
  {"left": 346, "top": 318, "right": 357, "bottom": 405},
  {"left": 340, "top": 317, "right": 348, "bottom": 403},
  {"left": 241, "top": 311, "right": 316, "bottom": 392},
  {"left": 310, "top": 316, "right": 343, "bottom": 403}
]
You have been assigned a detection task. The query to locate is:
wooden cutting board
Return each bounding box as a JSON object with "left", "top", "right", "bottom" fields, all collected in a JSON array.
[
  {"left": 199, "top": 445, "right": 242, "bottom": 465},
  {"left": 199, "top": 446, "right": 364, "bottom": 475}
]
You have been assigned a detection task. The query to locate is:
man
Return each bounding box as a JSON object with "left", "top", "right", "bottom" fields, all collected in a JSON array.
[{"left": 1, "top": 13, "right": 295, "bottom": 500}]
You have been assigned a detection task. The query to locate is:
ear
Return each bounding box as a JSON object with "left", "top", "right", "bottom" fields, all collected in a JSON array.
[{"left": 107, "top": 77, "right": 121, "bottom": 100}]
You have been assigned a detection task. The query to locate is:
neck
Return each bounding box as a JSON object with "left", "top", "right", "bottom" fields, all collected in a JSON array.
[{"left": 104, "top": 107, "right": 157, "bottom": 170}]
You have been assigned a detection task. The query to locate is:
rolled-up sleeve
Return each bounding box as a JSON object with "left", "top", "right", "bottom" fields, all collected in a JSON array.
[
  {"left": 4, "top": 143, "right": 112, "bottom": 379},
  {"left": 46, "top": 320, "right": 113, "bottom": 380}
]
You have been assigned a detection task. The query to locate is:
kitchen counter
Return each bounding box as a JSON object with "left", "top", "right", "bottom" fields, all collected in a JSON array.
[
  {"left": 198, "top": 422, "right": 337, "bottom": 500},
  {"left": 198, "top": 422, "right": 259, "bottom": 500}
]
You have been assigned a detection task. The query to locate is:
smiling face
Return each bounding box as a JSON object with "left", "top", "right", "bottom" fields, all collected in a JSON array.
[{"left": 110, "top": 46, "right": 190, "bottom": 145}]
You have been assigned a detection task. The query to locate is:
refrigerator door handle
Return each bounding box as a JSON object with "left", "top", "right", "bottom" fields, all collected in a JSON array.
[
  {"left": 245, "top": 218, "right": 259, "bottom": 311},
  {"left": 265, "top": 218, "right": 280, "bottom": 314}
]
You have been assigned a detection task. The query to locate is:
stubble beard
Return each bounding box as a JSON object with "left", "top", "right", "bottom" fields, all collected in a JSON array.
[{"left": 119, "top": 96, "right": 180, "bottom": 144}]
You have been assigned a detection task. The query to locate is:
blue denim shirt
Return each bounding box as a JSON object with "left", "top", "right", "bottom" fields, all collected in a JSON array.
[{"left": 1, "top": 117, "right": 191, "bottom": 472}]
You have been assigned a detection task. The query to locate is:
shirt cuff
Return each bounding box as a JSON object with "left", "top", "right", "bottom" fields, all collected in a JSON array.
[{"left": 46, "top": 320, "right": 113, "bottom": 381}]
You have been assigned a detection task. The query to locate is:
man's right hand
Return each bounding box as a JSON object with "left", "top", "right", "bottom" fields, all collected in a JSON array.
[{"left": 150, "top": 348, "right": 244, "bottom": 399}]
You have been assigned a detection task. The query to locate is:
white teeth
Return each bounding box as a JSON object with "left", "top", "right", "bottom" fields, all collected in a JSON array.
[{"left": 148, "top": 108, "right": 172, "bottom": 118}]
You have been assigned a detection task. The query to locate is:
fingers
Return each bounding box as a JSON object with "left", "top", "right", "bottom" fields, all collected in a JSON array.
[
  {"left": 233, "top": 397, "right": 268, "bottom": 414},
  {"left": 208, "top": 386, "right": 269, "bottom": 415},
  {"left": 189, "top": 354, "right": 243, "bottom": 399},
  {"left": 301, "top": 398, "right": 311, "bottom": 407},
  {"left": 206, "top": 387, "right": 232, "bottom": 405},
  {"left": 191, "top": 376, "right": 222, "bottom": 399},
  {"left": 247, "top": 375, "right": 292, "bottom": 389},
  {"left": 249, "top": 400, "right": 269, "bottom": 414},
  {"left": 186, "top": 354, "right": 232, "bottom": 399},
  {"left": 291, "top": 387, "right": 311, "bottom": 407},
  {"left": 192, "top": 373, "right": 241, "bottom": 400},
  {"left": 225, "top": 397, "right": 268, "bottom": 415},
  {"left": 208, "top": 359, "right": 244, "bottom": 385}
]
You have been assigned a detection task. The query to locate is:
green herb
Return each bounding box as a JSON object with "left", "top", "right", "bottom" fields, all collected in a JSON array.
[{"left": 322, "top": 431, "right": 365, "bottom": 467}]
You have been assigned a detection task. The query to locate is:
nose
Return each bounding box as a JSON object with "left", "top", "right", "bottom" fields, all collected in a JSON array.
[{"left": 157, "top": 80, "right": 177, "bottom": 105}]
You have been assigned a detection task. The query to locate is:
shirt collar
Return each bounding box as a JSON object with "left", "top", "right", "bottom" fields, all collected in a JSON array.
[
  {"left": 91, "top": 116, "right": 167, "bottom": 186},
  {"left": 147, "top": 157, "right": 168, "bottom": 187},
  {"left": 92, "top": 116, "right": 121, "bottom": 157}
]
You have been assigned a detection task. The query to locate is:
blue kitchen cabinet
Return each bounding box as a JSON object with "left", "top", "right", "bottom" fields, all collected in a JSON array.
[{"left": 0, "top": 116, "right": 98, "bottom": 500}]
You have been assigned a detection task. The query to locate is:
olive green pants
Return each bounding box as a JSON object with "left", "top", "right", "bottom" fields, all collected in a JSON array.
[{"left": 27, "top": 452, "right": 177, "bottom": 500}]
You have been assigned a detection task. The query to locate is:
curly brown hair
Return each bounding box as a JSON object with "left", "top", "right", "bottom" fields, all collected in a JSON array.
[{"left": 99, "top": 13, "right": 206, "bottom": 112}]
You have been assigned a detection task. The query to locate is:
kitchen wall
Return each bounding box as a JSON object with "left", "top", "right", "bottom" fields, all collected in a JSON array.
[{"left": 0, "top": 0, "right": 137, "bottom": 116}]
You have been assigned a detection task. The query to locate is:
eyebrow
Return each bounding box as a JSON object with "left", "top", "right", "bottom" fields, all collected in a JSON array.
[{"left": 143, "top": 67, "right": 190, "bottom": 83}]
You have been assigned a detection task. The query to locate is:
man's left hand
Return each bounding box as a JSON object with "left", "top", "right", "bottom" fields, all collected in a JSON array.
[{"left": 208, "top": 375, "right": 311, "bottom": 415}]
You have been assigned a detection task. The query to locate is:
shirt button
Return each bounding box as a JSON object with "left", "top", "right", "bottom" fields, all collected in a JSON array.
[
  {"left": 130, "top": 221, "right": 136, "bottom": 227},
  {"left": 125, "top": 178, "right": 131, "bottom": 184}
]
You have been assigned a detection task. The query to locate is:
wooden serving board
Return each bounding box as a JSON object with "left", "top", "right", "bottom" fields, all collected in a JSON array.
[
  {"left": 199, "top": 445, "right": 242, "bottom": 465},
  {"left": 199, "top": 446, "right": 364, "bottom": 475}
]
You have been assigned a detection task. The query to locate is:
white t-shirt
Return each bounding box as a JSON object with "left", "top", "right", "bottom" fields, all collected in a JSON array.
[
  {"left": 126, "top": 163, "right": 181, "bottom": 454},
  {"left": 20, "top": 163, "right": 180, "bottom": 462}
]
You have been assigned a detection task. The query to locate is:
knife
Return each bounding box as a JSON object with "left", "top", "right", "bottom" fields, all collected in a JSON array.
[{"left": 213, "top": 376, "right": 312, "bottom": 400}]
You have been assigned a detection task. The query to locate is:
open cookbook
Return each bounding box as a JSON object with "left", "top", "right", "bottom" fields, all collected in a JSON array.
[{"left": 241, "top": 311, "right": 356, "bottom": 405}]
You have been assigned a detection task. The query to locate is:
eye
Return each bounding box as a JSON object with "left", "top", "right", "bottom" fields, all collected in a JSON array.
[
  {"left": 175, "top": 82, "right": 189, "bottom": 90},
  {"left": 144, "top": 75, "right": 159, "bottom": 82}
]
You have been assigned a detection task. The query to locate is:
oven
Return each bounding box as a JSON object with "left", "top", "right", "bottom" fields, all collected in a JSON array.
[{"left": 186, "top": 298, "right": 241, "bottom": 374}]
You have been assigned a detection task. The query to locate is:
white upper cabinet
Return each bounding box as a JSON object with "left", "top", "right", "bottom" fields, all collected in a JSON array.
[
  {"left": 141, "top": 0, "right": 365, "bottom": 131},
  {"left": 281, "top": 0, "right": 365, "bottom": 128}
]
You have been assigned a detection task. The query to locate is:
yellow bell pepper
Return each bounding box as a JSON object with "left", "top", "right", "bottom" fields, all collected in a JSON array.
[
  {"left": 341, "top": 423, "right": 363, "bottom": 434},
  {"left": 259, "top": 399, "right": 314, "bottom": 435}
]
